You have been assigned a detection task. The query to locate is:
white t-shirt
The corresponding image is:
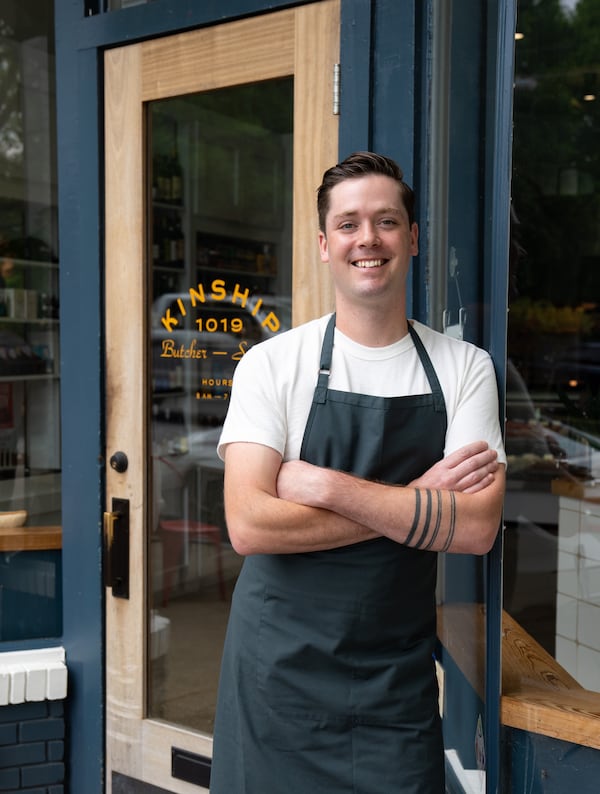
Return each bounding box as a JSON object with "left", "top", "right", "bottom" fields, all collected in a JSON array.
[{"left": 218, "top": 314, "right": 506, "bottom": 465}]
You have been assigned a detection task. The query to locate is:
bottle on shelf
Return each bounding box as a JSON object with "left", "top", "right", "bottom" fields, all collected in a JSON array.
[
  {"left": 170, "top": 146, "right": 183, "bottom": 205},
  {"left": 152, "top": 144, "right": 183, "bottom": 205},
  {"left": 152, "top": 217, "right": 161, "bottom": 265},
  {"left": 155, "top": 154, "right": 170, "bottom": 203}
]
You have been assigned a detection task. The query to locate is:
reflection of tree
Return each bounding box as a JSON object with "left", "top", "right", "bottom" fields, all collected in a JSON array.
[
  {"left": 512, "top": 0, "right": 599, "bottom": 306},
  {"left": 0, "top": 17, "right": 23, "bottom": 178}
]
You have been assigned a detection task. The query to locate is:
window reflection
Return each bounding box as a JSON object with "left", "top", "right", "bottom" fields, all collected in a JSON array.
[{"left": 505, "top": 0, "right": 600, "bottom": 692}]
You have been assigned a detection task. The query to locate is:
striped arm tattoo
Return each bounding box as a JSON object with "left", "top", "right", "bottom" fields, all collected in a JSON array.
[{"left": 407, "top": 489, "right": 457, "bottom": 552}]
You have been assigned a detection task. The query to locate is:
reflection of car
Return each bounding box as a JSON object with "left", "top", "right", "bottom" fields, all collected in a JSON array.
[
  {"left": 245, "top": 294, "right": 292, "bottom": 336},
  {"left": 549, "top": 340, "right": 600, "bottom": 401},
  {"left": 518, "top": 336, "right": 600, "bottom": 403}
]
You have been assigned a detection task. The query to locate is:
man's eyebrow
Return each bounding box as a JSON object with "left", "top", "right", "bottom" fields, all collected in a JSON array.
[{"left": 332, "top": 206, "right": 403, "bottom": 221}]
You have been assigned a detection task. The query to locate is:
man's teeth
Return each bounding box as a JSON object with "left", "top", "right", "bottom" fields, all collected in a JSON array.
[{"left": 353, "top": 259, "right": 385, "bottom": 268}]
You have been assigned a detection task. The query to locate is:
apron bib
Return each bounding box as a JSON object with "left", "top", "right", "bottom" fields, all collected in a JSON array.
[{"left": 212, "top": 315, "right": 448, "bottom": 794}]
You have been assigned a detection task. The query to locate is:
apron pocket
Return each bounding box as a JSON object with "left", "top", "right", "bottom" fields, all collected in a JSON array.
[
  {"left": 257, "top": 585, "right": 439, "bottom": 725},
  {"left": 257, "top": 587, "right": 358, "bottom": 719}
]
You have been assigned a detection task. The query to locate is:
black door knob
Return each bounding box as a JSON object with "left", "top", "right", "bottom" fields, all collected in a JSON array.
[{"left": 109, "top": 451, "right": 128, "bottom": 473}]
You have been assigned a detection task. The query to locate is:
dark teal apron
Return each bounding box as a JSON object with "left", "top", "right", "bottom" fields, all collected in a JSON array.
[{"left": 212, "top": 315, "right": 448, "bottom": 793}]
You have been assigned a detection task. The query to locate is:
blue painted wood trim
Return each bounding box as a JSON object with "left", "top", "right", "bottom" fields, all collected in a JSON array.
[
  {"left": 339, "top": 0, "right": 374, "bottom": 157},
  {"left": 483, "top": 1, "right": 516, "bottom": 792},
  {"left": 412, "top": 0, "right": 433, "bottom": 323},
  {"left": 339, "top": 0, "right": 417, "bottom": 174},
  {"left": 55, "top": 2, "right": 104, "bottom": 792},
  {"left": 67, "top": 0, "right": 315, "bottom": 48},
  {"left": 371, "top": 0, "right": 416, "bottom": 183}
]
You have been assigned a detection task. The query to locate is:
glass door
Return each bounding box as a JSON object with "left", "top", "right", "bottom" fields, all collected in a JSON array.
[
  {"left": 147, "top": 78, "right": 294, "bottom": 734},
  {"left": 104, "top": 4, "right": 339, "bottom": 792}
]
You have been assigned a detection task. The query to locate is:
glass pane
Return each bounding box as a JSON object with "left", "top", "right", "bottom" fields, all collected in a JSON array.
[
  {"left": 429, "top": 1, "right": 502, "bottom": 787},
  {"left": 147, "top": 79, "right": 293, "bottom": 732},
  {"left": 0, "top": 0, "right": 61, "bottom": 640},
  {"left": 505, "top": 0, "right": 600, "bottom": 693}
]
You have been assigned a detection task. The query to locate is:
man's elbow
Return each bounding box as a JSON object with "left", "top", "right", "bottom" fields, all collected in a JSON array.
[
  {"left": 226, "top": 519, "right": 254, "bottom": 556},
  {"left": 225, "top": 509, "right": 271, "bottom": 556},
  {"left": 467, "top": 517, "right": 502, "bottom": 556}
]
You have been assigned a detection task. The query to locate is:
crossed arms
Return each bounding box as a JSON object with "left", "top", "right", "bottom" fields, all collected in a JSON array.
[{"left": 223, "top": 440, "right": 505, "bottom": 557}]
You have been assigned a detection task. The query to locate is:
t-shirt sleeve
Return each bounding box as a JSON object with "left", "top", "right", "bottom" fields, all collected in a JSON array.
[
  {"left": 217, "top": 344, "right": 287, "bottom": 461},
  {"left": 444, "top": 347, "right": 507, "bottom": 465}
]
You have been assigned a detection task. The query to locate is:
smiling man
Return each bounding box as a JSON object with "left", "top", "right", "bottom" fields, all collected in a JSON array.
[{"left": 210, "top": 152, "right": 506, "bottom": 793}]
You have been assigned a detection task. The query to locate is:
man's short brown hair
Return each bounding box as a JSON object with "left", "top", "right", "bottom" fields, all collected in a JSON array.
[{"left": 317, "top": 151, "right": 415, "bottom": 232}]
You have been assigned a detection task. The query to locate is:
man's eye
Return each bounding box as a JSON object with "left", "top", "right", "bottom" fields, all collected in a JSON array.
[
  {"left": 379, "top": 219, "right": 397, "bottom": 226},
  {"left": 340, "top": 222, "right": 355, "bottom": 230}
]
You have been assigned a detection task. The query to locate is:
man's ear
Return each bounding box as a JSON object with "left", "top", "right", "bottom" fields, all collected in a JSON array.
[{"left": 318, "top": 230, "right": 329, "bottom": 263}]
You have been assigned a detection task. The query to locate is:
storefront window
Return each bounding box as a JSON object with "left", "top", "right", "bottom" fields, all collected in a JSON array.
[
  {"left": 0, "top": 1, "right": 61, "bottom": 640},
  {"left": 505, "top": 0, "right": 599, "bottom": 693}
]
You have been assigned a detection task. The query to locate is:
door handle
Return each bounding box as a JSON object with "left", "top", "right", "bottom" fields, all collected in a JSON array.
[{"left": 103, "top": 497, "right": 130, "bottom": 598}]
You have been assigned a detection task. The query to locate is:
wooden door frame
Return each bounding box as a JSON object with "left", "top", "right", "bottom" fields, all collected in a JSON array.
[{"left": 104, "top": 3, "right": 339, "bottom": 790}]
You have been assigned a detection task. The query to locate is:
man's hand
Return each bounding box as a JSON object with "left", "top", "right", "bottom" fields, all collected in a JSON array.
[{"left": 409, "top": 441, "right": 499, "bottom": 494}]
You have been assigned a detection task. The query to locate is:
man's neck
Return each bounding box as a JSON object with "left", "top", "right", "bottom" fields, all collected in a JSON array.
[{"left": 335, "top": 303, "right": 410, "bottom": 348}]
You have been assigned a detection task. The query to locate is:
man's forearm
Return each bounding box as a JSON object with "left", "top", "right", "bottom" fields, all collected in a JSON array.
[
  {"left": 225, "top": 481, "right": 379, "bottom": 555},
  {"left": 278, "top": 462, "right": 505, "bottom": 555}
]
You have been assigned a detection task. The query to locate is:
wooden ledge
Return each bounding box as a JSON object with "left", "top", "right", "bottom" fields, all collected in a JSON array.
[
  {"left": 438, "top": 603, "right": 600, "bottom": 751},
  {"left": 501, "top": 609, "right": 600, "bottom": 749},
  {"left": 0, "top": 525, "right": 62, "bottom": 552}
]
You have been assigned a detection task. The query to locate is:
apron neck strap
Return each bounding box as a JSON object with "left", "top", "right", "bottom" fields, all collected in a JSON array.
[
  {"left": 314, "top": 313, "right": 336, "bottom": 404},
  {"left": 407, "top": 323, "right": 445, "bottom": 412}
]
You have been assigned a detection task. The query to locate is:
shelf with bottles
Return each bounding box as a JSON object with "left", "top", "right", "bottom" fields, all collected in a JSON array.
[
  {"left": 151, "top": 208, "right": 186, "bottom": 271},
  {"left": 0, "top": 254, "right": 59, "bottom": 318},
  {"left": 196, "top": 232, "right": 277, "bottom": 279},
  {"left": 0, "top": 254, "right": 59, "bottom": 380},
  {"left": 152, "top": 148, "right": 184, "bottom": 207},
  {"left": 150, "top": 130, "right": 186, "bottom": 271},
  {"left": 0, "top": 332, "right": 58, "bottom": 380}
]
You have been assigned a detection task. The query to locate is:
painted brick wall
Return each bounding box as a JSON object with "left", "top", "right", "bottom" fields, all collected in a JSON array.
[{"left": 0, "top": 700, "right": 65, "bottom": 793}]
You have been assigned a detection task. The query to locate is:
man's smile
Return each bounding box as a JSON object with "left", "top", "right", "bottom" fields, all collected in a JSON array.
[{"left": 351, "top": 258, "right": 387, "bottom": 268}]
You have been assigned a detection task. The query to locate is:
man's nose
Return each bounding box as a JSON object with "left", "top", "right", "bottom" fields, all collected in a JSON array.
[{"left": 358, "top": 222, "right": 379, "bottom": 246}]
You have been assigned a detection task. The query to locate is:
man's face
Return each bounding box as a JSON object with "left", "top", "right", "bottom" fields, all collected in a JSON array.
[{"left": 319, "top": 174, "right": 418, "bottom": 308}]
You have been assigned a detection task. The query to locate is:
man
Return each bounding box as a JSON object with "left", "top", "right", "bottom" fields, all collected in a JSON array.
[{"left": 211, "top": 152, "right": 506, "bottom": 793}]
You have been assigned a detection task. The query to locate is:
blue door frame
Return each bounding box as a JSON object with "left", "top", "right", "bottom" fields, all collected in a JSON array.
[{"left": 54, "top": 1, "right": 513, "bottom": 790}]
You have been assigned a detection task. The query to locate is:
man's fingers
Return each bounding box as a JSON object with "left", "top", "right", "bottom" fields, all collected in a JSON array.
[
  {"left": 445, "top": 441, "right": 490, "bottom": 466},
  {"left": 459, "top": 459, "right": 498, "bottom": 487},
  {"left": 450, "top": 448, "right": 498, "bottom": 478}
]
